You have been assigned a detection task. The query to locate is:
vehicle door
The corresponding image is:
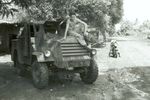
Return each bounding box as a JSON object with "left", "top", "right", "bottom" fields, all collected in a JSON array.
[{"left": 17, "top": 24, "right": 32, "bottom": 65}]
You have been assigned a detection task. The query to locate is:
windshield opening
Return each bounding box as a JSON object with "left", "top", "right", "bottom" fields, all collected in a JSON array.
[
  {"left": 44, "top": 21, "right": 66, "bottom": 37},
  {"left": 44, "top": 21, "right": 58, "bottom": 34}
]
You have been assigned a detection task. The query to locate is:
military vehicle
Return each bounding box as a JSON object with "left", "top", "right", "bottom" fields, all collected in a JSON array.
[{"left": 10, "top": 20, "right": 98, "bottom": 89}]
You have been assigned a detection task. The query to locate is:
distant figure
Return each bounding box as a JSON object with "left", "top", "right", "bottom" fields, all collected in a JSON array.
[{"left": 109, "top": 40, "right": 120, "bottom": 58}]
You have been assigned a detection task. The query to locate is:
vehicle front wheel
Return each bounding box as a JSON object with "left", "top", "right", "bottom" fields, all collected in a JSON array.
[
  {"left": 80, "top": 59, "right": 98, "bottom": 84},
  {"left": 32, "top": 61, "right": 49, "bottom": 89}
]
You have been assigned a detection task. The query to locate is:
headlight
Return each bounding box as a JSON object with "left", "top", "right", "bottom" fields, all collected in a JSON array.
[
  {"left": 44, "top": 50, "right": 51, "bottom": 57},
  {"left": 92, "top": 49, "right": 97, "bottom": 55}
]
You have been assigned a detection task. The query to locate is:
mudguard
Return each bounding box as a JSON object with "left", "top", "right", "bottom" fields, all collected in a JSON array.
[{"left": 32, "top": 52, "right": 54, "bottom": 62}]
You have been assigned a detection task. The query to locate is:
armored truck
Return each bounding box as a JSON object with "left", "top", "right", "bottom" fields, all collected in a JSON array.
[{"left": 10, "top": 20, "right": 98, "bottom": 89}]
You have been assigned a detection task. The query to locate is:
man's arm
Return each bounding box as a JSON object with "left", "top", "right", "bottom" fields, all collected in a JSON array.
[
  {"left": 63, "top": 19, "right": 70, "bottom": 39},
  {"left": 76, "top": 18, "right": 88, "bottom": 35}
]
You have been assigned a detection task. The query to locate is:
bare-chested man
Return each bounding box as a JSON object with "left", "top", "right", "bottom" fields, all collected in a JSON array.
[{"left": 62, "top": 12, "right": 90, "bottom": 48}]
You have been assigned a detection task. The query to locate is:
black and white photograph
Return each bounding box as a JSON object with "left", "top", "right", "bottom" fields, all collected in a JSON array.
[{"left": 0, "top": 0, "right": 150, "bottom": 100}]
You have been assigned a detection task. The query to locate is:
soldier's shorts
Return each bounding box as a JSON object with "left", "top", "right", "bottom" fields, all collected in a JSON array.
[{"left": 68, "top": 31, "right": 87, "bottom": 46}]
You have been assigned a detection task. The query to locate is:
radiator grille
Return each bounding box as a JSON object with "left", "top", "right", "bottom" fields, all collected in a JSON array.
[
  {"left": 61, "top": 42, "right": 90, "bottom": 57},
  {"left": 60, "top": 40, "right": 91, "bottom": 67}
]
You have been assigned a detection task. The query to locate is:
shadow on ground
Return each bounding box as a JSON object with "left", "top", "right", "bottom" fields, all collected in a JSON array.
[{"left": 0, "top": 62, "right": 150, "bottom": 100}]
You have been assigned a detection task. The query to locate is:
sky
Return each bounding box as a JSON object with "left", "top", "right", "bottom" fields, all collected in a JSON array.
[{"left": 123, "top": 0, "right": 150, "bottom": 23}]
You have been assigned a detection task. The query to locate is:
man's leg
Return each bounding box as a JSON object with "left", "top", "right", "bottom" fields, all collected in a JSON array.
[
  {"left": 76, "top": 36, "right": 87, "bottom": 46},
  {"left": 70, "top": 31, "right": 91, "bottom": 49}
]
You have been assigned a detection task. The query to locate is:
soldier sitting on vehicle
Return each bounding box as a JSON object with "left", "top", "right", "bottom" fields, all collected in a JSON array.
[{"left": 61, "top": 12, "right": 91, "bottom": 49}]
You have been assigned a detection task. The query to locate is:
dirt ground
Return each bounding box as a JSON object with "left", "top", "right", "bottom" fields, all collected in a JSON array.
[{"left": 0, "top": 36, "right": 150, "bottom": 100}]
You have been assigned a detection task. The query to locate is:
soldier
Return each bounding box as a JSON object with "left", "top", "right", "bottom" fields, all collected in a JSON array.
[{"left": 62, "top": 12, "right": 91, "bottom": 49}]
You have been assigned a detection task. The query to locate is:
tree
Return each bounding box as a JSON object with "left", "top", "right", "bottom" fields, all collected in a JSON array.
[
  {"left": 0, "top": 0, "right": 33, "bottom": 17},
  {"left": 73, "top": 0, "right": 123, "bottom": 41},
  {"left": 0, "top": 0, "right": 124, "bottom": 41},
  {"left": 119, "top": 20, "right": 134, "bottom": 35},
  {"left": 27, "top": 1, "right": 53, "bottom": 21},
  {"left": 109, "top": 0, "right": 123, "bottom": 25}
]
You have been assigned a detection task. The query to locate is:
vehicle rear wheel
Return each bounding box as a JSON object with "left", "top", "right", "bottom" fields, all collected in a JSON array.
[
  {"left": 14, "top": 54, "right": 26, "bottom": 76},
  {"left": 80, "top": 59, "right": 98, "bottom": 84},
  {"left": 113, "top": 51, "right": 118, "bottom": 58},
  {"left": 109, "top": 52, "right": 112, "bottom": 57},
  {"left": 114, "top": 54, "right": 117, "bottom": 58},
  {"left": 32, "top": 61, "right": 49, "bottom": 89}
]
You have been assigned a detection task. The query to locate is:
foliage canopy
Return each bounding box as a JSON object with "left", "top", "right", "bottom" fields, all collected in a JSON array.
[{"left": 0, "top": 0, "right": 123, "bottom": 35}]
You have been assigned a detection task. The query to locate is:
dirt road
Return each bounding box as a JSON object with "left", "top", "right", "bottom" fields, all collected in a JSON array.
[
  {"left": 97, "top": 37, "right": 150, "bottom": 70},
  {"left": 0, "top": 36, "right": 150, "bottom": 100}
]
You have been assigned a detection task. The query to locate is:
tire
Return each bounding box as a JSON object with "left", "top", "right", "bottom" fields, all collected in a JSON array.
[
  {"left": 80, "top": 59, "right": 98, "bottom": 84},
  {"left": 113, "top": 50, "right": 118, "bottom": 58},
  {"left": 114, "top": 54, "right": 117, "bottom": 58},
  {"left": 109, "top": 52, "right": 112, "bottom": 57},
  {"left": 32, "top": 61, "right": 49, "bottom": 89},
  {"left": 14, "top": 53, "right": 26, "bottom": 76},
  {"left": 114, "top": 53, "right": 117, "bottom": 58}
]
